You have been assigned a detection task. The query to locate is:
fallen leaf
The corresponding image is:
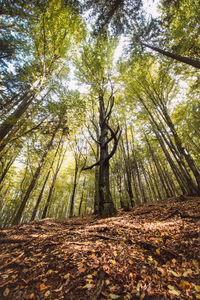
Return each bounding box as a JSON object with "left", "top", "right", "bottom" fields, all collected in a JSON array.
[
  {"left": 54, "top": 286, "right": 63, "bottom": 292},
  {"left": 183, "top": 269, "right": 193, "bottom": 277},
  {"left": 161, "top": 232, "right": 168, "bottom": 236},
  {"left": 128, "top": 259, "right": 133, "bottom": 264},
  {"left": 157, "top": 267, "right": 166, "bottom": 276},
  {"left": 179, "top": 280, "right": 191, "bottom": 290},
  {"left": 168, "top": 285, "right": 180, "bottom": 296},
  {"left": 172, "top": 259, "right": 176, "bottom": 264},
  {"left": 110, "top": 260, "right": 117, "bottom": 265},
  {"left": 3, "top": 288, "right": 10, "bottom": 297},
  {"left": 84, "top": 283, "right": 94, "bottom": 290},
  {"left": 78, "top": 267, "right": 86, "bottom": 273},
  {"left": 64, "top": 273, "right": 70, "bottom": 279},
  {"left": 156, "top": 249, "right": 160, "bottom": 255},
  {"left": 195, "top": 286, "right": 200, "bottom": 293},
  {"left": 169, "top": 270, "right": 181, "bottom": 277},
  {"left": 40, "top": 283, "right": 48, "bottom": 291},
  {"left": 140, "top": 291, "right": 146, "bottom": 300},
  {"left": 44, "top": 290, "right": 51, "bottom": 297}
]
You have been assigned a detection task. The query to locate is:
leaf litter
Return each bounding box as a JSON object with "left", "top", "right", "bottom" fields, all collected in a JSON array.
[{"left": 0, "top": 196, "right": 199, "bottom": 299}]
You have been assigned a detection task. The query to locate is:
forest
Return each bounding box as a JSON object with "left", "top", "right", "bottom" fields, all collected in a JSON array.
[{"left": 0, "top": 0, "right": 200, "bottom": 299}]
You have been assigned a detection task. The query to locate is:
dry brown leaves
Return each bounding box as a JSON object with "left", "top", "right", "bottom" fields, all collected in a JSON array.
[{"left": 0, "top": 196, "right": 200, "bottom": 299}]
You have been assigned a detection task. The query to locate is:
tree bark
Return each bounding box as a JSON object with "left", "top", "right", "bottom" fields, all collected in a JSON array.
[
  {"left": 69, "top": 158, "right": 79, "bottom": 217},
  {"left": 0, "top": 78, "right": 42, "bottom": 145},
  {"left": 98, "top": 94, "right": 117, "bottom": 217},
  {"left": 78, "top": 178, "right": 86, "bottom": 216},
  {"left": 142, "top": 43, "right": 200, "bottom": 69},
  {"left": 12, "top": 126, "right": 57, "bottom": 225}
]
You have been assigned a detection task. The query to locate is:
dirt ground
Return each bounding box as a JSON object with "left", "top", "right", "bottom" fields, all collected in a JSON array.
[{"left": 0, "top": 196, "right": 200, "bottom": 299}]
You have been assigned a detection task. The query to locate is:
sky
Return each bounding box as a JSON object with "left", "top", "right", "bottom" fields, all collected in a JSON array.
[{"left": 68, "top": 0, "right": 161, "bottom": 91}]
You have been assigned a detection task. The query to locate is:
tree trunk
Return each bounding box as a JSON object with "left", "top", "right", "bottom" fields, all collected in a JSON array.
[
  {"left": 78, "top": 178, "right": 86, "bottom": 216},
  {"left": 31, "top": 133, "right": 63, "bottom": 221},
  {"left": 136, "top": 94, "right": 198, "bottom": 194},
  {"left": 144, "top": 133, "right": 171, "bottom": 198},
  {"left": 69, "top": 158, "right": 78, "bottom": 217},
  {"left": 12, "top": 127, "right": 57, "bottom": 225},
  {"left": 0, "top": 79, "right": 42, "bottom": 145},
  {"left": 0, "top": 155, "right": 16, "bottom": 187},
  {"left": 142, "top": 43, "right": 200, "bottom": 69},
  {"left": 42, "top": 140, "right": 66, "bottom": 219},
  {"left": 162, "top": 108, "right": 200, "bottom": 193},
  {"left": 121, "top": 128, "right": 135, "bottom": 207},
  {"left": 98, "top": 94, "right": 116, "bottom": 217},
  {"left": 30, "top": 169, "right": 51, "bottom": 221},
  {"left": 41, "top": 178, "right": 55, "bottom": 219}
]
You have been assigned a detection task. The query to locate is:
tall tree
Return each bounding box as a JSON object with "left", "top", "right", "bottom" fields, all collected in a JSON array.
[{"left": 76, "top": 36, "right": 121, "bottom": 217}]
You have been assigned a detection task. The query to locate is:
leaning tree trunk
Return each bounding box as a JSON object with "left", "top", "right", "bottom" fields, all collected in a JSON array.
[
  {"left": 137, "top": 94, "right": 198, "bottom": 194},
  {"left": 12, "top": 127, "right": 57, "bottom": 225},
  {"left": 30, "top": 169, "right": 51, "bottom": 221},
  {"left": 162, "top": 107, "right": 200, "bottom": 194},
  {"left": 0, "top": 78, "right": 42, "bottom": 145},
  {"left": 142, "top": 43, "right": 200, "bottom": 69},
  {"left": 41, "top": 178, "right": 55, "bottom": 219},
  {"left": 0, "top": 155, "right": 17, "bottom": 187},
  {"left": 31, "top": 133, "right": 64, "bottom": 221},
  {"left": 42, "top": 140, "right": 66, "bottom": 219}
]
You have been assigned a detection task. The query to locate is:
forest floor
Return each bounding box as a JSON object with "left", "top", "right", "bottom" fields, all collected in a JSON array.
[{"left": 0, "top": 196, "right": 200, "bottom": 300}]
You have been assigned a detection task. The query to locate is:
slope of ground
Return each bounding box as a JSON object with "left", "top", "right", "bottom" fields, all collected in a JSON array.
[{"left": 0, "top": 196, "right": 200, "bottom": 299}]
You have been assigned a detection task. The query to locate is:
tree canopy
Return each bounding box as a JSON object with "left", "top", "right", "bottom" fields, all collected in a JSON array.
[{"left": 0, "top": 0, "right": 200, "bottom": 227}]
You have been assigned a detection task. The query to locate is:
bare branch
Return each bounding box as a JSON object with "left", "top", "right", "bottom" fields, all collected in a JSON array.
[
  {"left": 82, "top": 159, "right": 101, "bottom": 171},
  {"left": 105, "top": 124, "right": 122, "bottom": 163},
  {"left": 104, "top": 124, "right": 120, "bottom": 147}
]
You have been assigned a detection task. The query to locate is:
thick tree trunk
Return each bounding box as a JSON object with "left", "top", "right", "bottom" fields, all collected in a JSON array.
[
  {"left": 98, "top": 94, "right": 116, "bottom": 217},
  {"left": 94, "top": 167, "right": 100, "bottom": 213}
]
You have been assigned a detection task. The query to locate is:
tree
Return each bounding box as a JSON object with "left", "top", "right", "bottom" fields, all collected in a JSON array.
[
  {"left": 76, "top": 36, "right": 121, "bottom": 217},
  {"left": 0, "top": 0, "right": 85, "bottom": 147},
  {"left": 121, "top": 56, "right": 200, "bottom": 195}
]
